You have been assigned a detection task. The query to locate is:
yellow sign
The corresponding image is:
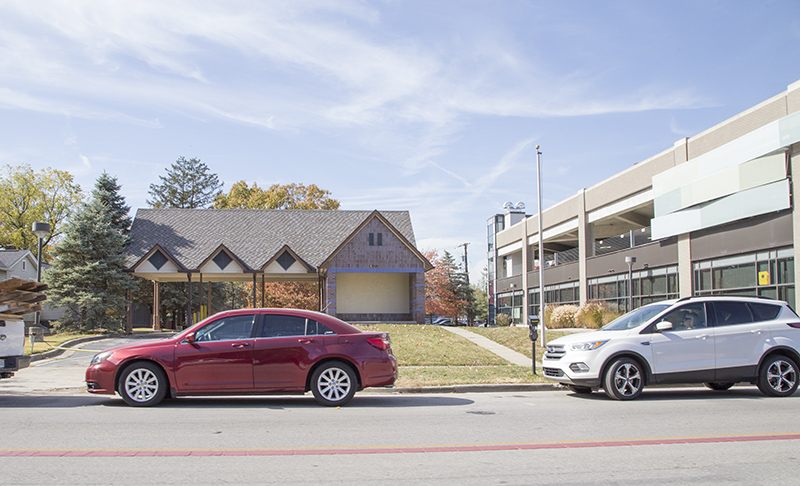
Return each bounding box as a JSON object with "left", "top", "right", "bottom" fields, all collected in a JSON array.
[{"left": 758, "top": 271, "right": 770, "bottom": 286}]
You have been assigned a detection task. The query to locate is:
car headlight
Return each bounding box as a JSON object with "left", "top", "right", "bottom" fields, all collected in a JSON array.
[
  {"left": 90, "top": 351, "right": 114, "bottom": 365},
  {"left": 569, "top": 340, "right": 608, "bottom": 351}
]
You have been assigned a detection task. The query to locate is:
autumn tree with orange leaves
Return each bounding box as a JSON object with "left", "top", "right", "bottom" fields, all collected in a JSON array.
[{"left": 424, "top": 249, "right": 475, "bottom": 323}]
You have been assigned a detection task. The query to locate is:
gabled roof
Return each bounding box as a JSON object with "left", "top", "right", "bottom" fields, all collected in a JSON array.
[
  {"left": 124, "top": 209, "right": 419, "bottom": 272},
  {"left": 321, "top": 210, "right": 434, "bottom": 271},
  {"left": 0, "top": 250, "right": 36, "bottom": 271}
]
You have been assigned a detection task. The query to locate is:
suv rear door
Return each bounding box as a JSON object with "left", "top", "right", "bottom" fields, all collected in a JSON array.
[{"left": 710, "top": 300, "right": 776, "bottom": 382}]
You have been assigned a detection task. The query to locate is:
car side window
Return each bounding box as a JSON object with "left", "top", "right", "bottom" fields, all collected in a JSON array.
[
  {"left": 306, "top": 319, "right": 336, "bottom": 336},
  {"left": 261, "top": 315, "right": 307, "bottom": 338},
  {"left": 658, "top": 303, "right": 707, "bottom": 331},
  {"left": 712, "top": 301, "right": 754, "bottom": 326},
  {"left": 194, "top": 314, "right": 255, "bottom": 342},
  {"left": 260, "top": 315, "right": 337, "bottom": 338},
  {"left": 748, "top": 302, "right": 782, "bottom": 321}
]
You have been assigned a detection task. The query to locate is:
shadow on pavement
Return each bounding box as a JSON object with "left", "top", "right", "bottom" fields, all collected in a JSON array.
[
  {"left": 0, "top": 394, "right": 112, "bottom": 408},
  {"left": 93, "top": 394, "right": 476, "bottom": 409},
  {"left": 568, "top": 386, "right": 797, "bottom": 401}
]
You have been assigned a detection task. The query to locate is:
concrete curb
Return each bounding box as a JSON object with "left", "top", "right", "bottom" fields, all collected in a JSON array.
[{"left": 366, "top": 383, "right": 561, "bottom": 394}]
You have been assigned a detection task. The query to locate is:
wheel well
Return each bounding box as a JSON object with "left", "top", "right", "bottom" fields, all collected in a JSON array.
[
  {"left": 759, "top": 347, "right": 800, "bottom": 372},
  {"left": 600, "top": 353, "right": 653, "bottom": 387},
  {"left": 305, "top": 358, "right": 362, "bottom": 392},
  {"left": 113, "top": 359, "right": 170, "bottom": 394}
]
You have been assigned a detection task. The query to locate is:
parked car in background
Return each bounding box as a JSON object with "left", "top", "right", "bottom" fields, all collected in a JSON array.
[
  {"left": 543, "top": 296, "right": 800, "bottom": 400},
  {"left": 431, "top": 317, "right": 453, "bottom": 326},
  {"left": 86, "top": 308, "right": 397, "bottom": 407}
]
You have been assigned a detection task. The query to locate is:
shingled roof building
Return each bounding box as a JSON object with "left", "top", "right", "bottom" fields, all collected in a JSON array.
[{"left": 125, "top": 209, "right": 433, "bottom": 326}]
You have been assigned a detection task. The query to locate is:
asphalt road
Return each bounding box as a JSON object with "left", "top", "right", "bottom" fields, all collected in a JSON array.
[{"left": 1, "top": 338, "right": 799, "bottom": 485}]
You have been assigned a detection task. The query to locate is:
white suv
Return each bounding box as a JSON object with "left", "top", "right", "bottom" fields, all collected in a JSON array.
[{"left": 542, "top": 296, "right": 800, "bottom": 400}]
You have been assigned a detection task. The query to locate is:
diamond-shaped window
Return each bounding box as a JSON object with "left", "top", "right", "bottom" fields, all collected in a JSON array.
[
  {"left": 148, "top": 250, "right": 168, "bottom": 270},
  {"left": 276, "top": 251, "right": 296, "bottom": 271},
  {"left": 213, "top": 251, "right": 233, "bottom": 270}
]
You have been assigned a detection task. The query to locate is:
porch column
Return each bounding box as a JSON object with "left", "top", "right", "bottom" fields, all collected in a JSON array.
[
  {"left": 186, "top": 273, "right": 193, "bottom": 328},
  {"left": 252, "top": 273, "right": 257, "bottom": 308},
  {"left": 153, "top": 280, "right": 161, "bottom": 331}
]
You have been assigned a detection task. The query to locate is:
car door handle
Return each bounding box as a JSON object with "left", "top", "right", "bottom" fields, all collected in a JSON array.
[
  {"left": 231, "top": 342, "right": 250, "bottom": 348},
  {"left": 750, "top": 329, "right": 764, "bottom": 334},
  {"left": 298, "top": 339, "right": 316, "bottom": 345},
  {"left": 695, "top": 334, "right": 709, "bottom": 340}
]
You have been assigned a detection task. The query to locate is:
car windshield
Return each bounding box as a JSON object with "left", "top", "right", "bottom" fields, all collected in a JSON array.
[{"left": 601, "top": 304, "right": 671, "bottom": 331}]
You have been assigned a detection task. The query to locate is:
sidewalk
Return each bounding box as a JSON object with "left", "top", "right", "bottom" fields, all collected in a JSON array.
[{"left": 441, "top": 326, "right": 533, "bottom": 367}]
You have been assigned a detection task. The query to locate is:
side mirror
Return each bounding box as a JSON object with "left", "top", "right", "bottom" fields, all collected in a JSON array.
[
  {"left": 185, "top": 332, "right": 197, "bottom": 345},
  {"left": 656, "top": 321, "right": 673, "bottom": 332}
]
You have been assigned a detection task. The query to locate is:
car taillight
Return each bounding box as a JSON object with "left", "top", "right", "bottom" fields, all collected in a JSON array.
[
  {"left": 366, "top": 337, "right": 390, "bottom": 351},
  {"left": 787, "top": 323, "right": 800, "bottom": 329}
]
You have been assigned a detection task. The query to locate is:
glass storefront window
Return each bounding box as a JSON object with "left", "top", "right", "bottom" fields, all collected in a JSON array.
[
  {"left": 693, "top": 249, "right": 794, "bottom": 309},
  {"left": 713, "top": 262, "right": 756, "bottom": 290},
  {"left": 587, "top": 266, "right": 678, "bottom": 313}
]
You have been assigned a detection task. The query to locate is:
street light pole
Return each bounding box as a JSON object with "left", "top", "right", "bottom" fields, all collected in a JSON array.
[
  {"left": 536, "top": 145, "right": 546, "bottom": 346},
  {"left": 31, "top": 222, "right": 50, "bottom": 326}
]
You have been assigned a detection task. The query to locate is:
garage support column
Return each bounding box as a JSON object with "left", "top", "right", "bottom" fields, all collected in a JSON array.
[
  {"left": 577, "top": 189, "right": 593, "bottom": 306},
  {"left": 678, "top": 233, "right": 693, "bottom": 298},
  {"left": 791, "top": 145, "right": 800, "bottom": 307}
]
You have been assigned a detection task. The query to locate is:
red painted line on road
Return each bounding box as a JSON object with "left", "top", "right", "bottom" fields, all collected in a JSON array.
[{"left": 2, "top": 433, "right": 799, "bottom": 457}]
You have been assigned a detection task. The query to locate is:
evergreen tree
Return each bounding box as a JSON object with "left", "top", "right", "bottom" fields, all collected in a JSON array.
[
  {"left": 45, "top": 194, "right": 136, "bottom": 331},
  {"left": 140, "top": 158, "right": 224, "bottom": 328},
  {"left": 92, "top": 172, "right": 131, "bottom": 234},
  {"left": 147, "top": 156, "right": 223, "bottom": 209}
]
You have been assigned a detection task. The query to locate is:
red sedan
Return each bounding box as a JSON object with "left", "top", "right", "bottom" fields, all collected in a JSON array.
[{"left": 86, "top": 308, "right": 397, "bottom": 407}]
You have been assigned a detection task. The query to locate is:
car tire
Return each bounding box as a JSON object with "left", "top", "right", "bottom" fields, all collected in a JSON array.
[
  {"left": 704, "top": 382, "right": 734, "bottom": 391},
  {"left": 603, "top": 358, "right": 643, "bottom": 400},
  {"left": 757, "top": 355, "right": 799, "bottom": 397},
  {"left": 311, "top": 361, "right": 357, "bottom": 407},
  {"left": 567, "top": 385, "right": 593, "bottom": 394},
  {"left": 118, "top": 361, "right": 168, "bottom": 407}
]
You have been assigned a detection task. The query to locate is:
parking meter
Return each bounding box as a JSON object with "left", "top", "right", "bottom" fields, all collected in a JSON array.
[
  {"left": 528, "top": 315, "right": 539, "bottom": 342},
  {"left": 528, "top": 315, "right": 539, "bottom": 375}
]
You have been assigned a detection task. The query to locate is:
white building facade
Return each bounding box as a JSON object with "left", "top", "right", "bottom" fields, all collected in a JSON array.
[{"left": 489, "top": 80, "right": 800, "bottom": 325}]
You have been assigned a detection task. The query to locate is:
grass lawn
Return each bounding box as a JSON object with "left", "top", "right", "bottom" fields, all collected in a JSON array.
[
  {"left": 468, "top": 326, "right": 572, "bottom": 358},
  {"left": 28, "top": 324, "right": 575, "bottom": 387},
  {"left": 358, "top": 324, "right": 562, "bottom": 386}
]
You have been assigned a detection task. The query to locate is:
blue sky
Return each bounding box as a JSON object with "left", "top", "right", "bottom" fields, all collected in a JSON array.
[{"left": 2, "top": 1, "right": 799, "bottom": 283}]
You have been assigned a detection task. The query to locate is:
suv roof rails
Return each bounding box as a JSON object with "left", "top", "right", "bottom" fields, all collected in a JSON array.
[{"left": 676, "top": 294, "right": 776, "bottom": 303}]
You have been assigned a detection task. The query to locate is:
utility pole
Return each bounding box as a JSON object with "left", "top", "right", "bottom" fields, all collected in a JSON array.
[
  {"left": 459, "top": 242, "right": 470, "bottom": 286},
  {"left": 458, "top": 243, "right": 473, "bottom": 326}
]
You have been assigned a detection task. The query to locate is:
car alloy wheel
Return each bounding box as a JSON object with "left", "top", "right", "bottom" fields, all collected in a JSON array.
[
  {"left": 604, "top": 358, "right": 643, "bottom": 400},
  {"left": 119, "top": 362, "right": 167, "bottom": 407},
  {"left": 311, "top": 361, "right": 357, "bottom": 407},
  {"left": 758, "top": 355, "right": 799, "bottom": 397}
]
